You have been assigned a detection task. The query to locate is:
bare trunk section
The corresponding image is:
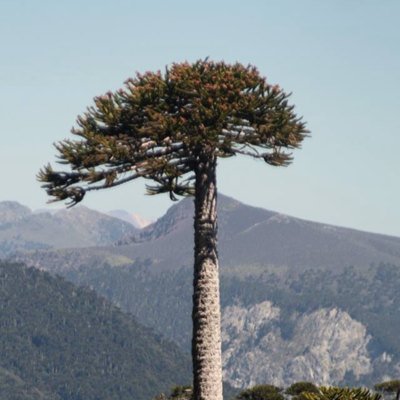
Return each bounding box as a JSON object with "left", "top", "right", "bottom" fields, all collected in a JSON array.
[{"left": 192, "top": 151, "right": 223, "bottom": 400}]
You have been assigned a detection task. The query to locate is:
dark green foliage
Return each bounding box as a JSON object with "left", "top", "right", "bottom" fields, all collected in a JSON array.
[
  {"left": 235, "top": 384, "right": 283, "bottom": 400},
  {"left": 374, "top": 381, "right": 400, "bottom": 393},
  {"left": 153, "top": 383, "right": 238, "bottom": 400},
  {"left": 153, "top": 386, "right": 193, "bottom": 400},
  {"left": 286, "top": 382, "right": 319, "bottom": 396},
  {"left": 64, "top": 261, "right": 193, "bottom": 349},
  {"left": 301, "top": 387, "right": 381, "bottom": 400},
  {"left": 170, "top": 386, "right": 194, "bottom": 400},
  {"left": 38, "top": 59, "right": 307, "bottom": 206},
  {"left": 0, "top": 261, "right": 191, "bottom": 400},
  {"left": 155, "top": 385, "right": 388, "bottom": 400}
]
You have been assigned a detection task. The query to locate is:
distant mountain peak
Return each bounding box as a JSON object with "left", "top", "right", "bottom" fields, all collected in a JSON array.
[
  {"left": 107, "top": 210, "right": 153, "bottom": 229},
  {"left": 137, "top": 194, "right": 254, "bottom": 242},
  {"left": 0, "top": 201, "right": 31, "bottom": 224},
  {"left": 0, "top": 202, "right": 139, "bottom": 256},
  {"left": 55, "top": 205, "right": 104, "bottom": 221}
]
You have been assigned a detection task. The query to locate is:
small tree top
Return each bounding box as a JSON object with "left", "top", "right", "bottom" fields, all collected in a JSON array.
[
  {"left": 38, "top": 59, "right": 308, "bottom": 206},
  {"left": 286, "top": 382, "right": 319, "bottom": 396},
  {"left": 302, "top": 387, "right": 381, "bottom": 400},
  {"left": 374, "top": 380, "right": 400, "bottom": 393},
  {"left": 235, "top": 384, "right": 283, "bottom": 400}
]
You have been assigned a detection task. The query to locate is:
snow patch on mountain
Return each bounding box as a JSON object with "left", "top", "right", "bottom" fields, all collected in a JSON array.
[{"left": 107, "top": 210, "right": 153, "bottom": 229}]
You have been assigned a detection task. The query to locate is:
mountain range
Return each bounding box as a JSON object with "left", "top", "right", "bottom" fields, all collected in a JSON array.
[
  {"left": 3, "top": 195, "right": 400, "bottom": 389},
  {"left": 0, "top": 201, "right": 138, "bottom": 257},
  {"left": 117, "top": 194, "right": 400, "bottom": 271}
]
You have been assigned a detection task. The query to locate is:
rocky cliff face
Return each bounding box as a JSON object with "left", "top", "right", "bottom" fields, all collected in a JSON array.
[{"left": 222, "top": 302, "right": 373, "bottom": 388}]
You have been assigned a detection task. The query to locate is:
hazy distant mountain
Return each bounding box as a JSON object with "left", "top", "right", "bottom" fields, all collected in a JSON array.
[
  {"left": 0, "top": 202, "right": 138, "bottom": 257},
  {"left": 107, "top": 209, "right": 153, "bottom": 229},
  {"left": 111, "top": 194, "right": 400, "bottom": 272},
  {"left": 10, "top": 194, "right": 400, "bottom": 271},
  {"left": 0, "top": 260, "right": 190, "bottom": 400},
  {"left": 9, "top": 195, "right": 400, "bottom": 388},
  {"left": 0, "top": 201, "right": 31, "bottom": 223}
]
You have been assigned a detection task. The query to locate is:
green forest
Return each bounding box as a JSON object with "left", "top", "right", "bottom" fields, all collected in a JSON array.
[{"left": 0, "top": 261, "right": 191, "bottom": 400}]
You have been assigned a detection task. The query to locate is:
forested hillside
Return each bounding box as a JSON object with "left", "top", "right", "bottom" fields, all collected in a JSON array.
[
  {"left": 0, "top": 261, "right": 191, "bottom": 400},
  {"left": 0, "top": 366, "right": 59, "bottom": 400}
]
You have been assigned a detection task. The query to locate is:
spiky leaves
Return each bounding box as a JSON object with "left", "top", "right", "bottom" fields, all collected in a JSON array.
[
  {"left": 301, "top": 387, "right": 381, "bottom": 400},
  {"left": 38, "top": 60, "right": 308, "bottom": 206}
]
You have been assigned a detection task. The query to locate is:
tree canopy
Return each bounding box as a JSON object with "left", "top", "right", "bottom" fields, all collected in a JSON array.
[
  {"left": 235, "top": 384, "right": 284, "bottom": 400},
  {"left": 286, "top": 382, "right": 319, "bottom": 396},
  {"left": 301, "top": 387, "right": 381, "bottom": 400},
  {"left": 38, "top": 59, "right": 308, "bottom": 205},
  {"left": 374, "top": 380, "right": 400, "bottom": 393}
]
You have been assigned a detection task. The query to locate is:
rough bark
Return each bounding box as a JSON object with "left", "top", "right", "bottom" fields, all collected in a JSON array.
[{"left": 192, "top": 151, "right": 223, "bottom": 400}]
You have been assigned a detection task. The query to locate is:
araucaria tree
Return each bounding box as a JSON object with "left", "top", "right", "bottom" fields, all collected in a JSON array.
[{"left": 39, "top": 60, "right": 308, "bottom": 400}]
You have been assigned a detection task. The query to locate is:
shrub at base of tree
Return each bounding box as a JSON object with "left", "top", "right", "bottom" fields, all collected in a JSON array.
[
  {"left": 374, "top": 381, "right": 400, "bottom": 400},
  {"left": 235, "top": 384, "right": 284, "bottom": 400},
  {"left": 286, "top": 382, "right": 319, "bottom": 397},
  {"left": 301, "top": 387, "right": 381, "bottom": 400}
]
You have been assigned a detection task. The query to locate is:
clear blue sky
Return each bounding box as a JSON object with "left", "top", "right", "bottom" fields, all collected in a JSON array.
[{"left": 1, "top": 0, "right": 399, "bottom": 236}]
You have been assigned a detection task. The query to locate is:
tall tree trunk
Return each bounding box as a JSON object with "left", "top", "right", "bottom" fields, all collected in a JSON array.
[{"left": 192, "top": 151, "right": 223, "bottom": 400}]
